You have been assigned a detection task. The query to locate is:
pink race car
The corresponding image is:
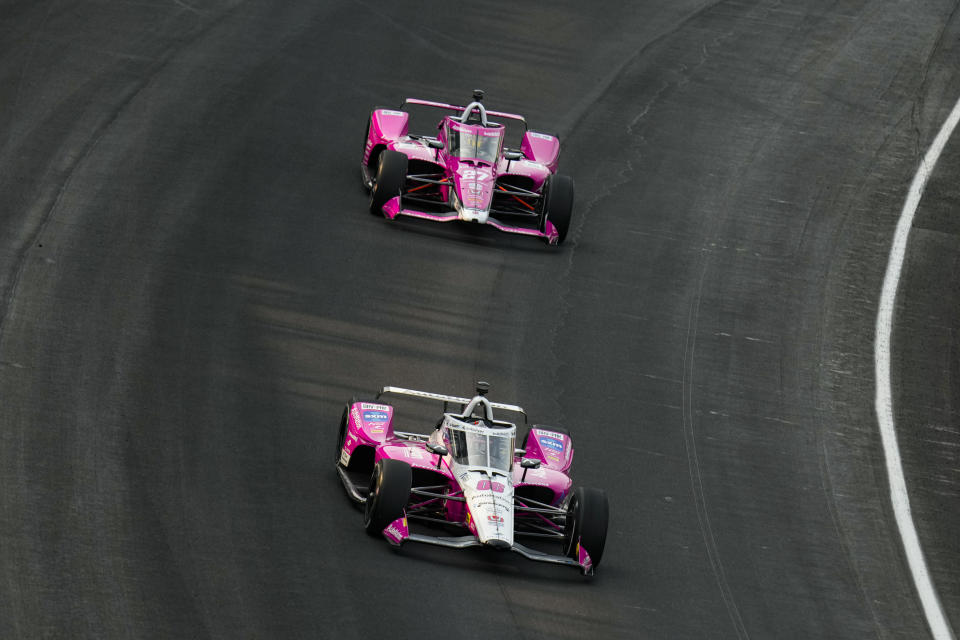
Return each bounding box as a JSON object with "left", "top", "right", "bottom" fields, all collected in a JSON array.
[
  {"left": 334, "top": 382, "right": 609, "bottom": 575},
  {"left": 361, "top": 90, "right": 575, "bottom": 245}
]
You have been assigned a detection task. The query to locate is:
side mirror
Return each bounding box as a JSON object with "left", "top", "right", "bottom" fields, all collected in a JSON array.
[
  {"left": 514, "top": 449, "right": 526, "bottom": 456},
  {"left": 427, "top": 443, "right": 448, "bottom": 469},
  {"left": 503, "top": 150, "right": 523, "bottom": 161},
  {"left": 427, "top": 138, "right": 444, "bottom": 149},
  {"left": 520, "top": 457, "right": 541, "bottom": 482},
  {"left": 426, "top": 443, "right": 448, "bottom": 456}
]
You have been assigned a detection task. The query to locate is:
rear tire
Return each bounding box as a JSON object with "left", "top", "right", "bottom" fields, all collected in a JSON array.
[
  {"left": 563, "top": 487, "right": 609, "bottom": 567},
  {"left": 540, "top": 174, "right": 574, "bottom": 244},
  {"left": 364, "top": 459, "right": 412, "bottom": 535},
  {"left": 369, "top": 150, "right": 408, "bottom": 216}
]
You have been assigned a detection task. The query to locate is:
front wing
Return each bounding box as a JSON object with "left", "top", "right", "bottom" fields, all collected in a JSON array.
[
  {"left": 381, "top": 197, "right": 560, "bottom": 245},
  {"left": 379, "top": 516, "right": 595, "bottom": 576}
]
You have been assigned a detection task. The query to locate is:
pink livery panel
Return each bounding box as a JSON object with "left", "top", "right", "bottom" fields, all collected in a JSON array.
[
  {"left": 520, "top": 131, "right": 560, "bottom": 172},
  {"left": 371, "top": 109, "right": 409, "bottom": 140},
  {"left": 375, "top": 443, "right": 446, "bottom": 472},
  {"left": 525, "top": 426, "right": 574, "bottom": 473},
  {"left": 349, "top": 401, "right": 395, "bottom": 444}
]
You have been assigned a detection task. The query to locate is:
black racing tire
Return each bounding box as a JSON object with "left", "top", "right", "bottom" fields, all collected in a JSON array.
[
  {"left": 563, "top": 487, "right": 609, "bottom": 568},
  {"left": 540, "top": 174, "right": 574, "bottom": 244},
  {"left": 369, "top": 149, "right": 408, "bottom": 216},
  {"left": 363, "top": 459, "right": 412, "bottom": 535}
]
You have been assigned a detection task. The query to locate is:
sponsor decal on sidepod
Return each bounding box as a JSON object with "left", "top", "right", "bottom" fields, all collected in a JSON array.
[
  {"left": 534, "top": 428, "right": 566, "bottom": 441},
  {"left": 540, "top": 436, "right": 564, "bottom": 452}
]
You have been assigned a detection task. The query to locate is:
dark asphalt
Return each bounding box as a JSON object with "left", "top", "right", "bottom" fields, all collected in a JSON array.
[{"left": 1, "top": 1, "right": 958, "bottom": 638}]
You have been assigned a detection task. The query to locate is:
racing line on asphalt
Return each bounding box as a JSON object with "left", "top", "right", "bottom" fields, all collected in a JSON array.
[
  {"left": 683, "top": 250, "right": 750, "bottom": 640},
  {"left": 875, "top": 94, "right": 960, "bottom": 640}
]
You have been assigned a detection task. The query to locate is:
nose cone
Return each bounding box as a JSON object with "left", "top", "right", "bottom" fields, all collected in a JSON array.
[
  {"left": 462, "top": 471, "right": 514, "bottom": 548},
  {"left": 453, "top": 165, "right": 494, "bottom": 212}
]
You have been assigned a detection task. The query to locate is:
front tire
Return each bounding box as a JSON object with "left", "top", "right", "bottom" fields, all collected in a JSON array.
[
  {"left": 540, "top": 174, "right": 574, "bottom": 244},
  {"left": 363, "top": 459, "right": 412, "bottom": 535},
  {"left": 563, "top": 487, "right": 609, "bottom": 567},
  {"left": 369, "top": 150, "right": 408, "bottom": 216}
]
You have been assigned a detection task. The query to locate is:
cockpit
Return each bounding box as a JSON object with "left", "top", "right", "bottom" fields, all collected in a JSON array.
[
  {"left": 440, "top": 388, "right": 516, "bottom": 472},
  {"left": 446, "top": 124, "right": 503, "bottom": 163},
  {"left": 444, "top": 418, "right": 515, "bottom": 472},
  {"left": 444, "top": 91, "right": 504, "bottom": 164}
]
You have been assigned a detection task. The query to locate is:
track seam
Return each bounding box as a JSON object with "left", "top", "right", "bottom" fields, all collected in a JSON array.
[{"left": 556, "top": 0, "right": 726, "bottom": 141}]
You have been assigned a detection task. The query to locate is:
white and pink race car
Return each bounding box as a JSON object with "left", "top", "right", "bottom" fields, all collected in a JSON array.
[
  {"left": 335, "top": 383, "right": 609, "bottom": 576},
  {"left": 361, "top": 91, "right": 575, "bottom": 245}
]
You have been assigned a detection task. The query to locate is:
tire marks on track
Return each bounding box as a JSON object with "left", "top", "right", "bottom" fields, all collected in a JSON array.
[
  {"left": 0, "top": 1, "right": 244, "bottom": 340},
  {"left": 682, "top": 248, "right": 750, "bottom": 640}
]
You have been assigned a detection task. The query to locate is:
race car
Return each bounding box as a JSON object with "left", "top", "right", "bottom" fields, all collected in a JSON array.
[
  {"left": 334, "top": 382, "right": 609, "bottom": 575},
  {"left": 361, "top": 90, "right": 575, "bottom": 245}
]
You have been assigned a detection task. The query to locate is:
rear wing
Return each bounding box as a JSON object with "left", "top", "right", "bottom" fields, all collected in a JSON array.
[
  {"left": 376, "top": 385, "right": 528, "bottom": 425},
  {"left": 402, "top": 98, "right": 527, "bottom": 130}
]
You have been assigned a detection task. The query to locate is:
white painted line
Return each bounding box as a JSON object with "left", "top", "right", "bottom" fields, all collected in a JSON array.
[{"left": 875, "top": 95, "right": 960, "bottom": 640}]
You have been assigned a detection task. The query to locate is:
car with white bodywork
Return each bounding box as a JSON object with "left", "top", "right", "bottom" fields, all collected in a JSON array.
[{"left": 335, "top": 383, "right": 609, "bottom": 575}]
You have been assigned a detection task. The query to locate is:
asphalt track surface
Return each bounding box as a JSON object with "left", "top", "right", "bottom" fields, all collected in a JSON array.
[{"left": 1, "top": 1, "right": 959, "bottom": 638}]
